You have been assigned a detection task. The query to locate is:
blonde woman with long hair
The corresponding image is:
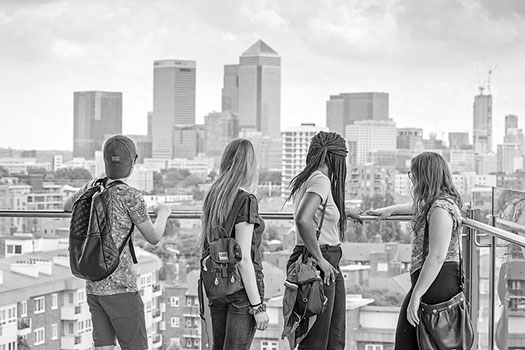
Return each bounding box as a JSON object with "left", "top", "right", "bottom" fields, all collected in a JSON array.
[{"left": 201, "top": 138, "right": 269, "bottom": 350}]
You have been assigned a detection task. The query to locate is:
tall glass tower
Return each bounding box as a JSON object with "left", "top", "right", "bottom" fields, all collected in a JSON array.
[
  {"left": 152, "top": 59, "right": 196, "bottom": 159},
  {"left": 73, "top": 91, "right": 122, "bottom": 159}
]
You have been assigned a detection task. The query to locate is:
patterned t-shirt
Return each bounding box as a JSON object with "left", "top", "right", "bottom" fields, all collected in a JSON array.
[
  {"left": 410, "top": 197, "right": 463, "bottom": 274},
  {"left": 71, "top": 180, "right": 149, "bottom": 295}
]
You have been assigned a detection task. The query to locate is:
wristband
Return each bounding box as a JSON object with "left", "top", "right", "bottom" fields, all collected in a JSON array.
[{"left": 248, "top": 303, "right": 266, "bottom": 315}]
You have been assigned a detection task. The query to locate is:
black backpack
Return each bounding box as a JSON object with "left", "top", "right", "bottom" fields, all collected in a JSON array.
[{"left": 69, "top": 178, "right": 137, "bottom": 281}]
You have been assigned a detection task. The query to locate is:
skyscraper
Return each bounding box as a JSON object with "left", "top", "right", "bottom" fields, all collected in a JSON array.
[
  {"left": 473, "top": 93, "right": 492, "bottom": 155},
  {"left": 152, "top": 60, "right": 196, "bottom": 159},
  {"left": 221, "top": 65, "right": 239, "bottom": 114},
  {"left": 222, "top": 40, "right": 281, "bottom": 139},
  {"left": 73, "top": 91, "right": 122, "bottom": 159},
  {"left": 505, "top": 114, "right": 519, "bottom": 136},
  {"left": 326, "top": 93, "right": 389, "bottom": 136}
]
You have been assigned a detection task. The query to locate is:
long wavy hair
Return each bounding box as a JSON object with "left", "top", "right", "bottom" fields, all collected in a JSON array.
[
  {"left": 202, "top": 138, "right": 258, "bottom": 243},
  {"left": 410, "top": 152, "right": 462, "bottom": 233},
  {"left": 286, "top": 131, "right": 348, "bottom": 239}
]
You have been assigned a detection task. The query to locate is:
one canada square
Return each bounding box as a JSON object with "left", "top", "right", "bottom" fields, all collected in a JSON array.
[{"left": 222, "top": 40, "right": 281, "bottom": 139}]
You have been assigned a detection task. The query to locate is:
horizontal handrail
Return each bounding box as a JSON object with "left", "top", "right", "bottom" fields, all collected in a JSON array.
[
  {"left": 1, "top": 210, "right": 524, "bottom": 248},
  {"left": 0, "top": 210, "right": 412, "bottom": 222}
]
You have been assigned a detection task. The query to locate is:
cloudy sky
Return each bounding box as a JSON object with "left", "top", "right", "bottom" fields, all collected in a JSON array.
[{"left": 1, "top": 0, "right": 525, "bottom": 150}]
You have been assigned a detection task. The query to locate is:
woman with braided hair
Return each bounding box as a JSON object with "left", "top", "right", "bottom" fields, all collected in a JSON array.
[{"left": 285, "top": 131, "right": 360, "bottom": 349}]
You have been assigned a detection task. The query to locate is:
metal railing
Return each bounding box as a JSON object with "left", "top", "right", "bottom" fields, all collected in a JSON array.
[{"left": 1, "top": 209, "right": 524, "bottom": 350}]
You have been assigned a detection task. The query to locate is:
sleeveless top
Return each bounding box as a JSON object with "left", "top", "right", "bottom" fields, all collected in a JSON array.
[{"left": 410, "top": 197, "right": 462, "bottom": 274}]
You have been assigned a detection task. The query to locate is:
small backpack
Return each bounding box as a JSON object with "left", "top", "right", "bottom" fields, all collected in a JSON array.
[
  {"left": 199, "top": 191, "right": 249, "bottom": 301},
  {"left": 69, "top": 178, "right": 137, "bottom": 281}
]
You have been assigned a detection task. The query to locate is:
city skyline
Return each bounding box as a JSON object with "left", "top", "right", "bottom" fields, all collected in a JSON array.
[{"left": 1, "top": 0, "right": 525, "bottom": 150}]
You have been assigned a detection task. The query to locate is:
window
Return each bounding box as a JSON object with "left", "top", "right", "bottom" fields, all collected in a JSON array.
[
  {"left": 34, "top": 296, "right": 45, "bottom": 314},
  {"left": 21, "top": 300, "right": 27, "bottom": 316},
  {"left": 186, "top": 296, "right": 192, "bottom": 306},
  {"left": 51, "top": 293, "right": 58, "bottom": 309},
  {"left": 14, "top": 245, "right": 22, "bottom": 254},
  {"left": 170, "top": 296, "right": 180, "bottom": 307},
  {"left": 171, "top": 317, "right": 180, "bottom": 328},
  {"left": 34, "top": 327, "right": 45, "bottom": 345},
  {"left": 77, "top": 290, "right": 85, "bottom": 303},
  {"left": 52, "top": 323, "right": 58, "bottom": 339},
  {"left": 186, "top": 338, "right": 192, "bottom": 348},
  {"left": 186, "top": 318, "right": 192, "bottom": 327},
  {"left": 261, "top": 341, "right": 279, "bottom": 350},
  {"left": 170, "top": 338, "right": 180, "bottom": 347},
  {"left": 0, "top": 306, "right": 17, "bottom": 325},
  {"left": 365, "top": 345, "right": 383, "bottom": 350}
]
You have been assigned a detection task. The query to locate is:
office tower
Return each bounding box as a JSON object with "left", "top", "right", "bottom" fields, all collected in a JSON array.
[
  {"left": 473, "top": 93, "right": 492, "bottom": 155},
  {"left": 281, "top": 124, "right": 328, "bottom": 197},
  {"left": 397, "top": 128, "right": 423, "bottom": 151},
  {"left": 221, "top": 65, "right": 239, "bottom": 114},
  {"left": 73, "top": 91, "right": 122, "bottom": 159},
  {"left": 152, "top": 60, "right": 196, "bottom": 159},
  {"left": 346, "top": 120, "right": 396, "bottom": 166},
  {"left": 505, "top": 114, "right": 519, "bottom": 134},
  {"left": 172, "top": 125, "right": 202, "bottom": 159},
  {"left": 222, "top": 40, "right": 281, "bottom": 139},
  {"left": 147, "top": 111, "right": 153, "bottom": 137},
  {"left": 204, "top": 111, "right": 239, "bottom": 160},
  {"left": 449, "top": 132, "right": 471, "bottom": 150},
  {"left": 326, "top": 93, "right": 389, "bottom": 136},
  {"left": 497, "top": 143, "right": 523, "bottom": 174}
]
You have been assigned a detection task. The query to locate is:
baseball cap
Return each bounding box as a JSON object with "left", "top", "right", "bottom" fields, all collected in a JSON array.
[{"left": 103, "top": 135, "right": 138, "bottom": 179}]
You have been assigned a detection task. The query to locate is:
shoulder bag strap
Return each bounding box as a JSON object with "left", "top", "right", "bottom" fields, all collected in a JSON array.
[{"left": 315, "top": 200, "right": 328, "bottom": 241}]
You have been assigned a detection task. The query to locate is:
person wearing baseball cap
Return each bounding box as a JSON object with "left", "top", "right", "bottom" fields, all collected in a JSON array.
[
  {"left": 64, "top": 134, "right": 172, "bottom": 350},
  {"left": 103, "top": 135, "right": 138, "bottom": 180}
]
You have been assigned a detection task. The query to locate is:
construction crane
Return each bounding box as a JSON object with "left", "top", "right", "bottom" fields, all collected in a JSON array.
[{"left": 479, "top": 65, "right": 497, "bottom": 95}]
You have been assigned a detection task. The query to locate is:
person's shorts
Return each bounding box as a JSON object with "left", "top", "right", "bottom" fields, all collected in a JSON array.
[{"left": 87, "top": 292, "right": 147, "bottom": 350}]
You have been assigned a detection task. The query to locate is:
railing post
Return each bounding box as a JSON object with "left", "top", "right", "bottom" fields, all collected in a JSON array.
[
  {"left": 488, "top": 212, "right": 497, "bottom": 350},
  {"left": 465, "top": 208, "right": 480, "bottom": 350}
]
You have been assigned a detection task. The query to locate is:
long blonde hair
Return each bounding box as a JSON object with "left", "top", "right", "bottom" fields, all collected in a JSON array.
[{"left": 202, "top": 138, "right": 258, "bottom": 243}]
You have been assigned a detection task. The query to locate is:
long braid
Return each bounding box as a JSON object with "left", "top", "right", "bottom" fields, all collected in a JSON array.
[{"left": 286, "top": 131, "right": 348, "bottom": 239}]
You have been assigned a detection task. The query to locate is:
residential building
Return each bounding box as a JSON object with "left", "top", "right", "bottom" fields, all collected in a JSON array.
[
  {"left": 473, "top": 93, "right": 493, "bottom": 154},
  {"left": 347, "top": 165, "right": 396, "bottom": 198},
  {"left": 281, "top": 124, "right": 328, "bottom": 197},
  {"left": 446, "top": 149, "right": 476, "bottom": 173},
  {"left": 152, "top": 60, "right": 196, "bottom": 159},
  {"left": 73, "top": 91, "right": 122, "bottom": 159},
  {"left": 396, "top": 128, "right": 423, "bottom": 151},
  {"left": 497, "top": 143, "right": 523, "bottom": 174},
  {"left": 326, "top": 92, "right": 389, "bottom": 136},
  {"left": 346, "top": 120, "right": 396, "bottom": 166},
  {"left": 0, "top": 248, "right": 163, "bottom": 350}
]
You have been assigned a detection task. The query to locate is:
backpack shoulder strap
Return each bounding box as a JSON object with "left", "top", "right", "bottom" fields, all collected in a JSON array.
[
  {"left": 117, "top": 223, "right": 138, "bottom": 264},
  {"left": 222, "top": 190, "right": 251, "bottom": 239}
]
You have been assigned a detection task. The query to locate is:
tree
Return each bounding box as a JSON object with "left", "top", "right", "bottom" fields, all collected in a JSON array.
[
  {"left": 347, "top": 285, "right": 405, "bottom": 306},
  {"left": 259, "top": 170, "right": 282, "bottom": 185},
  {"left": 174, "top": 233, "right": 201, "bottom": 271},
  {"left": 0, "top": 166, "right": 8, "bottom": 177},
  {"left": 54, "top": 167, "right": 92, "bottom": 180},
  {"left": 344, "top": 193, "right": 403, "bottom": 243}
]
